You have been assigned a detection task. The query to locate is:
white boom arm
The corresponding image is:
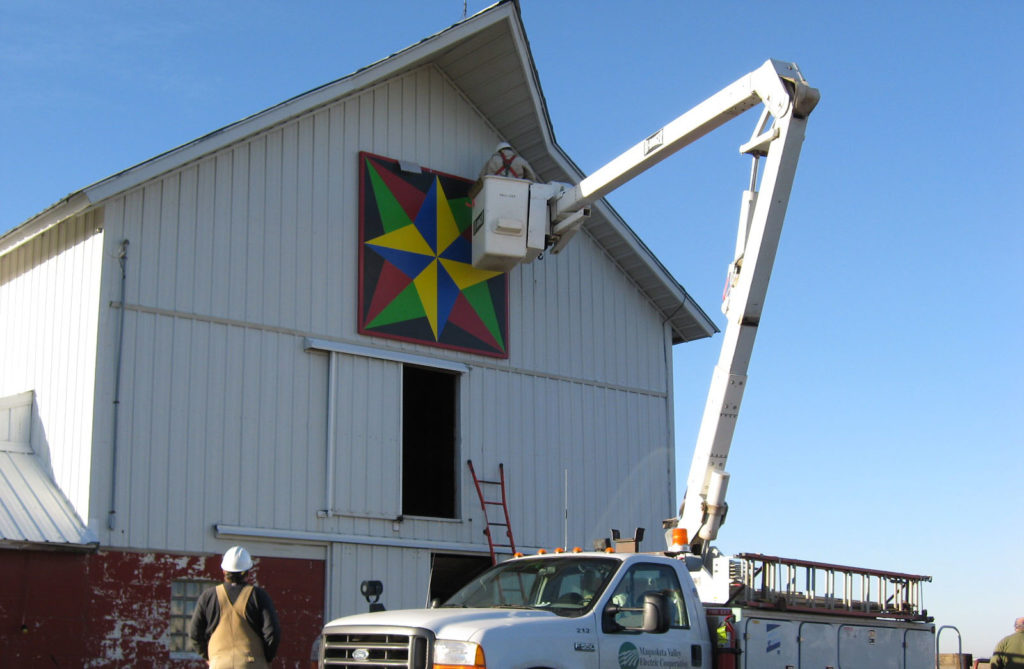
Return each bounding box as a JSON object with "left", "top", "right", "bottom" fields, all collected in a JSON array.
[
  {"left": 471, "top": 59, "right": 819, "bottom": 554},
  {"left": 672, "top": 62, "right": 818, "bottom": 554}
]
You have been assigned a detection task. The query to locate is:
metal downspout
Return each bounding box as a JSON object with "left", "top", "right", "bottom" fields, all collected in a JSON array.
[
  {"left": 108, "top": 239, "right": 128, "bottom": 530},
  {"left": 325, "top": 352, "right": 338, "bottom": 515}
]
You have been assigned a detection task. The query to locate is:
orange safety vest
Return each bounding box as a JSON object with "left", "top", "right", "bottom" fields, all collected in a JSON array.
[{"left": 208, "top": 584, "right": 270, "bottom": 668}]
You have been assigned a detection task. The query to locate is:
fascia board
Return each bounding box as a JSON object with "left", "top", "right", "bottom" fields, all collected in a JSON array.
[{"left": 0, "top": 191, "right": 92, "bottom": 257}]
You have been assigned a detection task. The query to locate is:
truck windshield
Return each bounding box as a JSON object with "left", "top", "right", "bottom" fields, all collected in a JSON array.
[{"left": 441, "top": 556, "right": 619, "bottom": 617}]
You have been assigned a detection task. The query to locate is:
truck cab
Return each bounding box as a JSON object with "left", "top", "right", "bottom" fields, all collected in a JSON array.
[{"left": 318, "top": 552, "right": 711, "bottom": 668}]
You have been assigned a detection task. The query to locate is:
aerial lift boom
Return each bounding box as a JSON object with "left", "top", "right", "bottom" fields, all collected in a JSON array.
[{"left": 471, "top": 59, "right": 819, "bottom": 555}]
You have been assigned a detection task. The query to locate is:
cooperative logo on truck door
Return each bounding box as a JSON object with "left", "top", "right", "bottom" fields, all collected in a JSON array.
[
  {"left": 618, "top": 642, "right": 640, "bottom": 669},
  {"left": 617, "top": 642, "right": 685, "bottom": 669}
]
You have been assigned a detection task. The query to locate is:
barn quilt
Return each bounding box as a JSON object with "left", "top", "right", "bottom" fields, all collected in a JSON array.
[{"left": 358, "top": 152, "right": 509, "bottom": 358}]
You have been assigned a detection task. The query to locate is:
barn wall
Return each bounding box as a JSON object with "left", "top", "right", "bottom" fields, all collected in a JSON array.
[
  {"left": 0, "top": 212, "right": 104, "bottom": 521},
  {"left": 89, "top": 62, "right": 674, "bottom": 557},
  {"left": 97, "top": 66, "right": 498, "bottom": 345},
  {"left": 463, "top": 364, "right": 675, "bottom": 550},
  {"left": 510, "top": 227, "right": 671, "bottom": 390},
  {"left": 0, "top": 548, "right": 323, "bottom": 668},
  {"left": 305, "top": 342, "right": 673, "bottom": 573},
  {"left": 326, "top": 542, "right": 432, "bottom": 620}
]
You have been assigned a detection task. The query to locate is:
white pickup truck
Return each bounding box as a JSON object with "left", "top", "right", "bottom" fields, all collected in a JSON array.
[{"left": 316, "top": 549, "right": 937, "bottom": 668}]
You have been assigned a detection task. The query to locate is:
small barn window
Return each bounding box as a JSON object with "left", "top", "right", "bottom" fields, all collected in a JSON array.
[
  {"left": 402, "top": 365, "right": 458, "bottom": 518},
  {"left": 169, "top": 579, "right": 217, "bottom": 654}
]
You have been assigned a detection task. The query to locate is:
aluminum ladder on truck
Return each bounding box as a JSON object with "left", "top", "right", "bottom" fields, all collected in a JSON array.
[
  {"left": 730, "top": 553, "right": 933, "bottom": 622},
  {"left": 467, "top": 460, "right": 516, "bottom": 564}
]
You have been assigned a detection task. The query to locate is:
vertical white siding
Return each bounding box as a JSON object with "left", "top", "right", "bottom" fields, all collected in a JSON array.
[
  {"left": 329, "top": 353, "right": 401, "bottom": 519},
  {"left": 459, "top": 370, "right": 673, "bottom": 552},
  {"left": 508, "top": 230, "right": 669, "bottom": 390},
  {"left": 327, "top": 542, "right": 431, "bottom": 620},
  {"left": 0, "top": 213, "right": 103, "bottom": 521},
  {"left": 104, "top": 310, "right": 329, "bottom": 551}
]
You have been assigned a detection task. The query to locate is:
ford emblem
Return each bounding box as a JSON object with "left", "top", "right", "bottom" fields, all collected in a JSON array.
[{"left": 352, "top": 648, "right": 370, "bottom": 661}]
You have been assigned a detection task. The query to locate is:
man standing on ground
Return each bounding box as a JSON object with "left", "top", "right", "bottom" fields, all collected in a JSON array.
[
  {"left": 190, "top": 546, "right": 281, "bottom": 667},
  {"left": 991, "top": 617, "right": 1024, "bottom": 669}
]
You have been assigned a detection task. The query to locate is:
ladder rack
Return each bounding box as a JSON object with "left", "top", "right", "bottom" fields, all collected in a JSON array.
[
  {"left": 729, "top": 553, "right": 933, "bottom": 622},
  {"left": 467, "top": 460, "right": 516, "bottom": 564}
]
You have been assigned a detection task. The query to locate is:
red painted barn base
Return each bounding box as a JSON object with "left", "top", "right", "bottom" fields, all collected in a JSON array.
[{"left": 0, "top": 548, "right": 324, "bottom": 668}]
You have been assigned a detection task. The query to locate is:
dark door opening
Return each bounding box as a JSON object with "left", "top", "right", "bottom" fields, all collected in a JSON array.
[
  {"left": 428, "top": 553, "right": 493, "bottom": 604},
  {"left": 402, "top": 366, "right": 457, "bottom": 518}
]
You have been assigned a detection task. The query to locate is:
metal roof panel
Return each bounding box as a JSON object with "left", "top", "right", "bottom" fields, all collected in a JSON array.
[
  {"left": 0, "top": 393, "right": 97, "bottom": 550},
  {"left": 0, "top": 452, "right": 98, "bottom": 549}
]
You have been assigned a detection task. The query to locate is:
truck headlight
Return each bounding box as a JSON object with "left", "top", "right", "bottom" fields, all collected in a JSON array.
[{"left": 433, "top": 640, "right": 486, "bottom": 668}]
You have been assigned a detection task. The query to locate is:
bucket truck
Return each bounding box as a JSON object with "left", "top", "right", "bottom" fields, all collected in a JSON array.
[{"left": 316, "top": 60, "right": 962, "bottom": 669}]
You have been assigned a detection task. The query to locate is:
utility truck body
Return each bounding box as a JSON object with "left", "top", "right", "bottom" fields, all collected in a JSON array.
[{"left": 317, "top": 551, "right": 936, "bottom": 668}]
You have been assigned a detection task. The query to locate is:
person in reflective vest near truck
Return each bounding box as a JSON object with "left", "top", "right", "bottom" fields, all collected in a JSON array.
[{"left": 190, "top": 546, "right": 281, "bottom": 667}]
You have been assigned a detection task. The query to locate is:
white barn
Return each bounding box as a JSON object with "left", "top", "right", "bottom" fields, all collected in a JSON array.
[{"left": 0, "top": 2, "right": 715, "bottom": 665}]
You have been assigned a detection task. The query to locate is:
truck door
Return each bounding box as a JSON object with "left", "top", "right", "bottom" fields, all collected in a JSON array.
[{"left": 597, "top": 562, "right": 708, "bottom": 668}]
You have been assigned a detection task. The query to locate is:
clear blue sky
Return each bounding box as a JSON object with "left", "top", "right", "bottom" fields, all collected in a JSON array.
[{"left": 2, "top": 0, "right": 1021, "bottom": 658}]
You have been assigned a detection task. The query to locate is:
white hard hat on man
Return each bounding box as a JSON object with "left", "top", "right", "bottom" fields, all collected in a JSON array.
[{"left": 221, "top": 545, "right": 253, "bottom": 573}]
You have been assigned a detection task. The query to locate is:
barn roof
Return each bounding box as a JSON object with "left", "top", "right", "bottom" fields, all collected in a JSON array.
[
  {"left": 0, "top": 0, "right": 715, "bottom": 343},
  {"left": 0, "top": 392, "right": 98, "bottom": 551}
]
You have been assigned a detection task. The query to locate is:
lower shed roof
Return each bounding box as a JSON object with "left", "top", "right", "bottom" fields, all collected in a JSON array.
[{"left": 0, "top": 392, "right": 98, "bottom": 551}]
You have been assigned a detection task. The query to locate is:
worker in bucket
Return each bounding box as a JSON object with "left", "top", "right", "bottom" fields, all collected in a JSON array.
[
  {"left": 990, "top": 617, "right": 1024, "bottom": 669},
  {"left": 468, "top": 141, "right": 538, "bottom": 199},
  {"left": 190, "top": 546, "right": 281, "bottom": 667},
  {"left": 480, "top": 142, "right": 537, "bottom": 181}
]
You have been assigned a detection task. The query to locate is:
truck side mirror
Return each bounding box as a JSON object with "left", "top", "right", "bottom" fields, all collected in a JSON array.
[
  {"left": 601, "top": 602, "right": 623, "bottom": 633},
  {"left": 641, "top": 593, "right": 671, "bottom": 634}
]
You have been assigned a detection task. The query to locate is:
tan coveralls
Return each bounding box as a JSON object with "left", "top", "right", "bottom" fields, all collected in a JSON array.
[{"left": 208, "top": 584, "right": 270, "bottom": 668}]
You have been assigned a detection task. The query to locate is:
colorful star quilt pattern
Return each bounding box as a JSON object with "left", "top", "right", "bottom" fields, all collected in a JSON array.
[{"left": 358, "top": 153, "right": 509, "bottom": 357}]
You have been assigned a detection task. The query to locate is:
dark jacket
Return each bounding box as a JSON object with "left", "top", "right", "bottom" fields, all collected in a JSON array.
[
  {"left": 189, "top": 581, "right": 281, "bottom": 661},
  {"left": 992, "top": 630, "right": 1024, "bottom": 669}
]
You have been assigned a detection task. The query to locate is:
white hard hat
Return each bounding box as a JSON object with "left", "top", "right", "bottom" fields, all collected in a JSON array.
[
  {"left": 221, "top": 546, "right": 253, "bottom": 572},
  {"left": 495, "top": 141, "right": 513, "bottom": 151}
]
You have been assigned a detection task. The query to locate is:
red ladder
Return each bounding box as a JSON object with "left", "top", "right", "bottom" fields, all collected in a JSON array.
[{"left": 467, "top": 460, "right": 516, "bottom": 564}]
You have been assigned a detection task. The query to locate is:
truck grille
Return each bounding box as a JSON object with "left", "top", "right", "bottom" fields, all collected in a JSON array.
[{"left": 321, "top": 627, "right": 430, "bottom": 669}]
